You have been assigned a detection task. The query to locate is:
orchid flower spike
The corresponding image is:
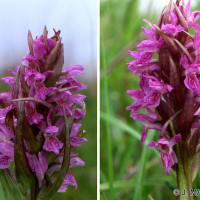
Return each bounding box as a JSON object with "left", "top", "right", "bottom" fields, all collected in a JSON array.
[
  {"left": 127, "top": 1, "right": 200, "bottom": 188},
  {"left": 0, "top": 26, "right": 87, "bottom": 199}
]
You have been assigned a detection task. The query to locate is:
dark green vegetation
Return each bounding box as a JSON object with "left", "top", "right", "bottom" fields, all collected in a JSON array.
[{"left": 100, "top": 0, "right": 200, "bottom": 199}]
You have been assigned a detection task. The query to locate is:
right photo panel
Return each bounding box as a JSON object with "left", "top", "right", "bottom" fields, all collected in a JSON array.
[{"left": 100, "top": 0, "right": 200, "bottom": 199}]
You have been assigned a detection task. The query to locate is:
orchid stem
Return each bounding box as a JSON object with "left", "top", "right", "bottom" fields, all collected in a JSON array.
[{"left": 170, "top": 121, "right": 193, "bottom": 200}]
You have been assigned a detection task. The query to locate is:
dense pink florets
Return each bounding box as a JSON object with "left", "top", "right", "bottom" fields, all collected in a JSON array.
[
  {"left": 127, "top": 0, "right": 200, "bottom": 176},
  {"left": 0, "top": 26, "right": 87, "bottom": 194}
]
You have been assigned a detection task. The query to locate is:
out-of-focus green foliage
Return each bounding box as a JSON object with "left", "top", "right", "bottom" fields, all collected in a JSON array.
[{"left": 100, "top": 0, "right": 200, "bottom": 199}]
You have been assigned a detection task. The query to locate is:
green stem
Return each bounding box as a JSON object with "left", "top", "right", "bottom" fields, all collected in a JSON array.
[
  {"left": 176, "top": 142, "right": 191, "bottom": 200},
  {"left": 181, "top": 142, "right": 193, "bottom": 200},
  {"left": 101, "top": 32, "right": 114, "bottom": 200},
  {"left": 0, "top": 170, "right": 15, "bottom": 200},
  {"left": 170, "top": 122, "right": 193, "bottom": 200}
]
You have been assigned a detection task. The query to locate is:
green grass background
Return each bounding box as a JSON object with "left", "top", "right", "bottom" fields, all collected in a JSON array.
[{"left": 100, "top": 0, "right": 200, "bottom": 200}]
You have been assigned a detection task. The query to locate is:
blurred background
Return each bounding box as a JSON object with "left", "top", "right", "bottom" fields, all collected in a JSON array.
[
  {"left": 0, "top": 0, "right": 97, "bottom": 199},
  {"left": 100, "top": 0, "right": 200, "bottom": 200}
]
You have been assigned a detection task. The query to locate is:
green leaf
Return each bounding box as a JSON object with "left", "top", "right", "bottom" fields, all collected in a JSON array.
[
  {"left": 188, "top": 129, "right": 200, "bottom": 159},
  {"left": 191, "top": 149, "right": 200, "bottom": 181},
  {"left": 0, "top": 170, "right": 15, "bottom": 200},
  {"left": 28, "top": 30, "right": 33, "bottom": 55},
  {"left": 44, "top": 40, "right": 61, "bottom": 72},
  {"left": 100, "top": 111, "right": 160, "bottom": 157},
  {"left": 154, "top": 25, "right": 178, "bottom": 55},
  {"left": 133, "top": 131, "right": 155, "bottom": 200},
  {"left": 20, "top": 66, "right": 30, "bottom": 95},
  {"left": 0, "top": 181, "right": 6, "bottom": 200},
  {"left": 43, "top": 26, "right": 47, "bottom": 46},
  {"left": 5, "top": 110, "right": 14, "bottom": 132},
  {"left": 173, "top": 3, "right": 188, "bottom": 31},
  {"left": 100, "top": 176, "right": 173, "bottom": 190},
  {"left": 45, "top": 44, "right": 64, "bottom": 87},
  {"left": 116, "top": 139, "right": 136, "bottom": 180},
  {"left": 101, "top": 32, "right": 114, "bottom": 200},
  {"left": 14, "top": 67, "right": 37, "bottom": 198},
  {"left": 100, "top": 190, "right": 107, "bottom": 200},
  {"left": 163, "top": 0, "right": 172, "bottom": 24},
  {"left": 13, "top": 67, "right": 20, "bottom": 100},
  {"left": 13, "top": 97, "right": 53, "bottom": 109},
  {"left": 173, "top": 38, "right": 193, "bottom": 63}
]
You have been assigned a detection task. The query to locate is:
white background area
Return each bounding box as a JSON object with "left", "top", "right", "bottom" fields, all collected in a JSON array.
[{"left": 0, "top": 0, "right": 97, "bottom": 83}]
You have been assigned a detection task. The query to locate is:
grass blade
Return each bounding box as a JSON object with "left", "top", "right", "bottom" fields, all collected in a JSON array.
[
  {"left": 100, "top": 111, "right": 160, "bottom": 157},
  {"left": 133, "top": 131, "right": 155, "bottom": 200},
  {"left": 101, "top": 32, "right": 114, "bottom": 200},
  {"left": 0, "top": 170, "right": 15, "bottom": 200},
  {"left": 100, "top": 190, "right": 107, "bottom": 200}
]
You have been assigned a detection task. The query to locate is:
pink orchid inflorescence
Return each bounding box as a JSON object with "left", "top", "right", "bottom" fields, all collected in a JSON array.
[
  {"left": 0, "top": 26, "right": 87, "bottom": 199},
  {"left": 127, "top": 0, "right": 200, "bottom": 179}
]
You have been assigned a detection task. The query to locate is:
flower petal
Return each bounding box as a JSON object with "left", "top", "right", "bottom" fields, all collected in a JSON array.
[
  {"left": 70, "top": 136, "right": 87, "bottom": 146},
  {"left": 0, "top": 155, "right": 11, "bottom": 169},
  {"left": 70, "top": 157, "right": 85, "bottom": 168},
  {"left": 170, "top": 134, "right": 182, "bottom": 147},
  {"left": 43, "top": 137, "right": 63, "bottom": 154}
]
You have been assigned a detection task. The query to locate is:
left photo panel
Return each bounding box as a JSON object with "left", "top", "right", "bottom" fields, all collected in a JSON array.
[{"left": 0, "top": 0, "right": 97, "bottom": 200}]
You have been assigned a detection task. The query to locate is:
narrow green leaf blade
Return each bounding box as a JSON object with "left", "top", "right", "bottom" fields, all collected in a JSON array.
[
  {"left": 100, "top": 190, "right": 107, "bottom": 200},
  {"left": 0, "top": 170, "right": 15, "bottom": 200},
  {"left": 133, "top": 131, "right": 155, "bottom": 200},
  {"left": 191, "top": 150, "right": 200, "bottom": 181},
  {"left": 44, "top": 40, "right": 61, "bottom": 72},
  {"left": 100, "top": 111, "right": 160, "bottom": 157}
]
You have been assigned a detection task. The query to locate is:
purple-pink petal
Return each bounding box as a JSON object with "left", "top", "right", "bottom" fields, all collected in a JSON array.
[
  {"left": 146, "top": 141, "right": 157, "bottom": 148},
  {"left": 137, "top": 40, "right": 160, "bottom": 52},
  {"left": 38, "top": 152, "right": 48, "bottom": 173},
  {"left": 44, "top": 126, "right": 59, "bottom": 137},
  {"left": 184, "top": 72, "right": 200, "bottom": 91},
  {"left": 43, "top": 136, "right": 63, "bottom": 154},
  {"left": 46, "top": 38, "right": 56, "bottom": 53},
  {"left": 141, "top": 27, "right": 156, "bottom": 41},
  {"left": 0, "top": 106, "right": 12, "bottom": 118},
  {"left": 128, "top": 50, "right": 140, "bottom": 59},
  {"left": 70, "top": 124, "right": 82, "bottom": 136},
  {"left": 0, "top": 142, "right": 14, "bottom": 157},
  {"left": 21, "top": 55, "right": 40, "bottom": 68},
  {"left": 70, "top": 157, "right": 85, "bottom": 168},
  {"left": 70, "top": 136, "right": 87, "bottom": 147},
  {"left": 169, "top": 134, "right": 182, "bottom": 147},
  {"left": 161, "top": 152, "right": 174, "bottom": 176},
  {"left": 58, "top": 171, "right": 77, "bottom": 192},
  {"left": 127, "top": 89, "right": 144, "bottom": 101},
  {"left": 33, "top": 39, "right": 47, "bottom": 61},
  {"left": 0, "top": 155, "right": 12, "bottom": 169},
  {"left": 141, "top": 127, "right": 147, "bottom": 145},
  {"left": 1, "top": 77, "right": 15, "bottom": 90}
]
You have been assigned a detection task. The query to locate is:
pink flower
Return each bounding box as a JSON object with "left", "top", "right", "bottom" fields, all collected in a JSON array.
[
  {"left": 58, "top": 171, "right": 77, "bottom": 192},
  {"left": 126, "top": 1, "right": 198, "bottom": 180},
  {"left": 26, "top": 152, "right": 48, "bottom": 181},
  {"left": 147, "top": 134, "right": 181, "bottom": 175},
  {"left": 70, "top": 124, "right": 87, "bottom": 147},
  {"left": 0, "top": 26, "right": 87, "bottom": 196},
  {"left": 25, "top": 101, "right": 43, "bottom": 125},
  {"left": 43, "top": 126, "right": 63, "bottom": 154}
]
